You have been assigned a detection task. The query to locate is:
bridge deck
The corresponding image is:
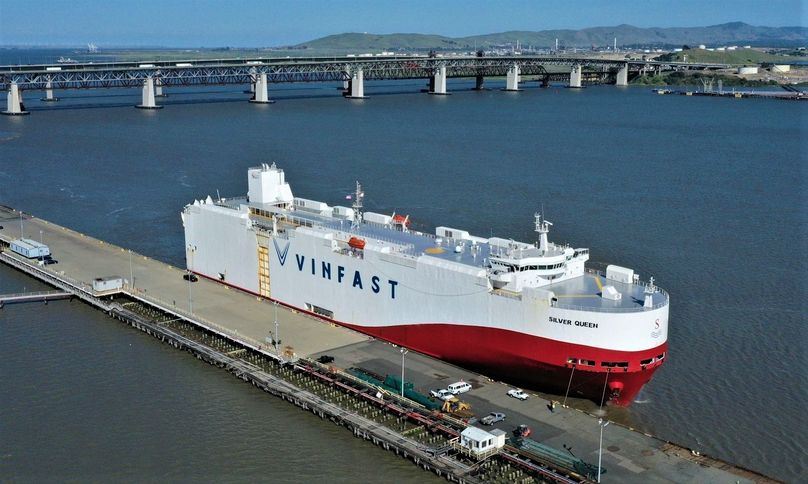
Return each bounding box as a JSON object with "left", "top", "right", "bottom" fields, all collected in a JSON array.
[{"left": 1, "top": 55, "right": 729, "bottom": 92}]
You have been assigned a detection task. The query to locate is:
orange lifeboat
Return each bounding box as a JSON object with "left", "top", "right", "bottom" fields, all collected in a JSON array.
[
  {"left": 348, "top": 237, "right": 366, "bottom": 250},
  {"left": 393, "top": 214, "right": 410, "bottom": 226}
]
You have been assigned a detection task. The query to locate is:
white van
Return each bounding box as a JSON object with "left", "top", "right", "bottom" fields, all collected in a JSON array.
[{"left": 447, "top": 381, "right": 472, "bottom": 394}]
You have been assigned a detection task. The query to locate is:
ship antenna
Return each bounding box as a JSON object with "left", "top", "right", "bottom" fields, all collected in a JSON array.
[{"left": 351, "top": 181, "right": 364, "bottom": 230}]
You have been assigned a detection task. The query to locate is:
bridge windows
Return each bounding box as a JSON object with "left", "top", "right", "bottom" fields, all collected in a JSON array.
[{"left": 524, "top": 263, "right": 564, "bottom": 271}]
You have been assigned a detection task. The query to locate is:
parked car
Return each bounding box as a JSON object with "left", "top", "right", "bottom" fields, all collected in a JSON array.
[
  {"left": 183, "top": 273, "right": 199, "bottom": 282},
  {"left": 430, "top": 389, "right": 454, "bottom": 401},
  {"left": 480, "top": 412, "right": 506, "bottom": 425},
  {"left": 507, "top": 389, "right": 529, "bottom": 400}
]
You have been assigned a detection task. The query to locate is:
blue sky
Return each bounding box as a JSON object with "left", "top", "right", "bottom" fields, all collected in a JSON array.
[{"left": 0, "top": 0, "right": 804, "bottom": 47}]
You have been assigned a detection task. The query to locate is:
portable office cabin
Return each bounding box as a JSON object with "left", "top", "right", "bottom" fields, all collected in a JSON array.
[
  {"left": 459, "top": 427, "right": 506, "bottom": 456},
  {"left": 92, "top": 276, "right": 123, "bottom": 292},
  {"left": 10, "top": 238, "right": 51, "bottom": 259}
]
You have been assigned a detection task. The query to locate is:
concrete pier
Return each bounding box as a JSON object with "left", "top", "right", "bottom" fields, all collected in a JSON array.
[
  {"left": 244, "top": 67, "right": 257, "bottom": 94},
  {"left": 430, "top": 66, "right": 449, "bottom": 95},
  {"left": 344, "top": 69, "right": 368, "bottom": 99},
  {"left": 503, "top": 64, "right": 522, "bottom": 92},
  {"left": 136, "top": 77, "right": 163, "bottom": 109},
  {"left": 154, "top": 75, "right": 167, "bottom": 97},
  {"left": 0, "top": 205, "right": 780, "bottom": 484},
  {"left": 249, "top": 73, "right": 274, "bottom": 104},
  {"left": 3, "top": 82, "right": 29, "bottom": 115},
  {"left": 40, "top": 78, "right": 59, "bottom": 102},
  {"left": 616, "top": 64, "right": 629, "bottom": 87},
  {"left": 569, "top": 66, "right": 583, "bottom": 88}
]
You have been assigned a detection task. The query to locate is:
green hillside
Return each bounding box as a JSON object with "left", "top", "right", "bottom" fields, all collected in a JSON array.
[{"left": 296, "top": 32, "right": 464, "bottom": 53}]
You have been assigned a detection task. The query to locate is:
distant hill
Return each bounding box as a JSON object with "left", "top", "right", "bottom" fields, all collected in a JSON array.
[{"left": 293, "top": 23, "right": 808, "bottom": 53}]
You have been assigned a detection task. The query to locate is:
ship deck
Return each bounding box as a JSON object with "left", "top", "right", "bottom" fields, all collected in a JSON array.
[{"left": 234, "top": 198, "right": 668, "bottom": 313}]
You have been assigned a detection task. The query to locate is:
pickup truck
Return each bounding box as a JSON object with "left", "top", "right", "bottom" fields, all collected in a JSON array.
[
  {"left": 430, "top": 389, "right": 454, "bottom": 401},
  {"left": 507, "top": 389, "right": 529, "bottom": 400},
  {"left": 480, "top": 412, "right": 506, "bottom": 425}
]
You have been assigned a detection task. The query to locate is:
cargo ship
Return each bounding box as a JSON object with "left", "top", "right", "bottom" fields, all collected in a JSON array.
[{"left": 182, "top": 163, "right": 669, "bottom": 406}]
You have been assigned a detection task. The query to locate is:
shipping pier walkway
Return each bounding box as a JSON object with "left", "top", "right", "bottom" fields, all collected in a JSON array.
[
  {"left": 1, "top": 55, "right": 730, "bottom": 114},
  {"left": 0, "top": 290, "right": 72, "bottom": 307},
  {"left": 0, "top": 205, "right": 780, "bottom": 484}
]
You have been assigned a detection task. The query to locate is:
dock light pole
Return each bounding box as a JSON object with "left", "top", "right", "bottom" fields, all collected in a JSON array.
[
  {"left": 128, "top": 249, "right": 134, "bottom": 289},
  {"left": 598, "top": 418, "right": 609, "bottom": 483},
  {"left": 400, "top": 347, "right": 408, "bottom": 396},
  {"left": 273, "top": 301, "right": 279, "bottom": 351},
  {"left": 187, "top": 245, "right": 196, "bottom": 313}
]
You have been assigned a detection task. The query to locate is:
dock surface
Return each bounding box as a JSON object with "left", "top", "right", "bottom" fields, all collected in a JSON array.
[{"left": 0, "top": 205, "right": 781, "bottom": 484}]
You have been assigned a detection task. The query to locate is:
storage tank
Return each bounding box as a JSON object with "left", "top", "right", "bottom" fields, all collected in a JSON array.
[{"left": 738, "top": 67, "right": 759, "bottom": 74}]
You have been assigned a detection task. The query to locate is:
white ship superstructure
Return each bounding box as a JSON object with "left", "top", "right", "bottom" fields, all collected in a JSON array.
[{"left": 182, "top": 163, "right": 669, "bottom": 405}]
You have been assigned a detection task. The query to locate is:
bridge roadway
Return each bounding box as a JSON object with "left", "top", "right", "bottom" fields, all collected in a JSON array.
[
  {"left": 0, "top": 205, "right": 776, "bottom": 484},
  {"left": 1, "top": 55, "right": 731, "bottom": 114}
]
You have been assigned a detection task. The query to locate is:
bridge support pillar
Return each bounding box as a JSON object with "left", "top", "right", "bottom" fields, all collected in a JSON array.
[
  {"left": 472, "top": 75, "right": 485, "bottom": 90},
  {"left": 616, "top": 63, "right": 628, "bottom": 86},
  {"left": 345, "top": 69, "right": 368, "bottom": 99},
  {"left": 503, "top": 64, "right": 522, "bottom": 91},
  {"left": 3, "top": 82, "right": 29, "bottom": 115},
  {"left": 430, "top": 66, "right": 449, "bottom": 95},
  {"left": 249, "top": 73, "right": 274, "bottom": 104},
  {"left": 136, "top": 77, "right": 163, "bottom": 109},
  {"left": 569, "top": 65, "right": 582, "bottom": 88},
  {"left": 41, "top": 78, "right": 59, "bottom": 102},
  {"left": 244, "top": 67, "right": 257, "bottom": 94},
  {"left": 155, "top": 75, "right": 167, "bottom": 97}
]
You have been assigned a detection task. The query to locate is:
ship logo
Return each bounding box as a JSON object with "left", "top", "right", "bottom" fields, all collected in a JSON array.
[
  {"left": 651, "top": 319, "right": 662, "bottom": 338},
  {"left": 273, "top": 239, "right": 291, "bottom": 266}
]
